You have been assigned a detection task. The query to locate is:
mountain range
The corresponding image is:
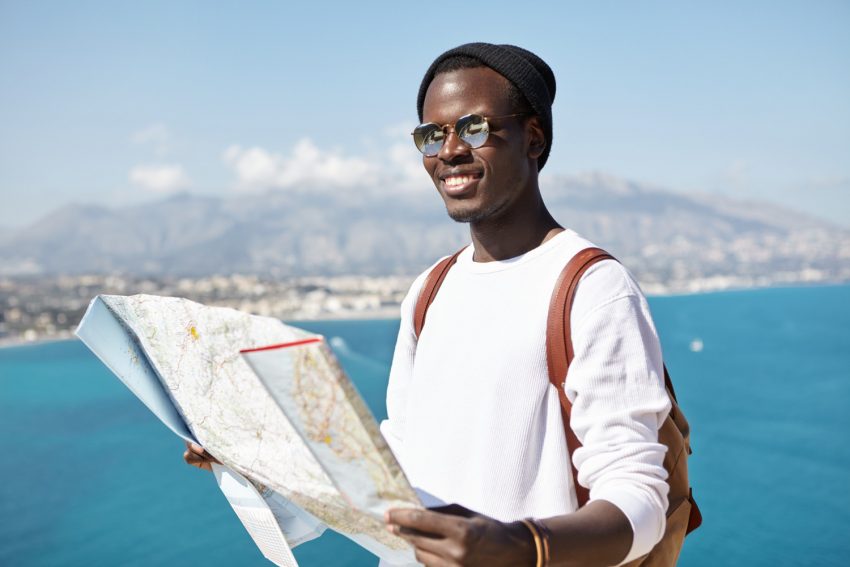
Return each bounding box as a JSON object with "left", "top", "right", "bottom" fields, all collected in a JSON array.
[{"left": 2, "top": 172, "right": 848, "bottom": 291}]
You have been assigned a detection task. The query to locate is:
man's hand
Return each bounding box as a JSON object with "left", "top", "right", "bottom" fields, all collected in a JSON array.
[
  {"left": 385, "top": 504, "right": 535, "bottom": 567},
  {"left": 183, "top": 442, "right": 221, "bottom": 472}
]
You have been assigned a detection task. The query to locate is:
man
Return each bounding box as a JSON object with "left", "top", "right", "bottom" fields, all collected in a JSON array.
[
  {"left": 189, "top": 43, "right": 672, "bottom": 567},
  {"left": 378, "top": 43, "right": 671, "bottom": 567}
]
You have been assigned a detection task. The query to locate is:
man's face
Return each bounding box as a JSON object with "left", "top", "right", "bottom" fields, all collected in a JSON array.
[{"left": 420, "top": 67, "right": 539, "bottom": 224}]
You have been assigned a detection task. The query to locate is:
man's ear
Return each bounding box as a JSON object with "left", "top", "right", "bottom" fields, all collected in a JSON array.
[{"left": 525, "top": 116, "right": 546, "bottom": 160}]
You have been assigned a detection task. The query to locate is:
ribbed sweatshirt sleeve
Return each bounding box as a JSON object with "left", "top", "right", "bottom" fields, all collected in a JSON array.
[
  {"left": 379, "top": 267, "right": 430, "bottom": 464},
  {"left": 566, "top": 266, "right": 672, "bottom": 563}
]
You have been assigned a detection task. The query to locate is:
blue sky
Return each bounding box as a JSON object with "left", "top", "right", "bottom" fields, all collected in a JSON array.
[{"left": 1, "top": 0, "right": 848, "bottom": 227}]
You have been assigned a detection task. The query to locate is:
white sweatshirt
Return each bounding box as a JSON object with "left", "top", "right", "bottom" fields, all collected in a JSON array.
[{"left": 379, "top": 229, "right": 671, "bottom": 564}]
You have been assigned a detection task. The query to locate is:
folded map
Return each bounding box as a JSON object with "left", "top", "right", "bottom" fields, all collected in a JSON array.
[{"left": 76, "top": 294, "right": 421, "bottom": 567}]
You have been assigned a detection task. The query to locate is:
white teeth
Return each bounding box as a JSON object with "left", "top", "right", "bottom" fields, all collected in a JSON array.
[{"left": 445, "top": 175, "right": 472, "bottom": 187}]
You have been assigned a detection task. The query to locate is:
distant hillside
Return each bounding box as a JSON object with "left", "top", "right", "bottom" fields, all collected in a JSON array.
[
  {"left": 539, "top": 173, "right": 850, "bottom": 290},
  {"left": 2, "top": 173, "right": 848, "bottom": 291}
]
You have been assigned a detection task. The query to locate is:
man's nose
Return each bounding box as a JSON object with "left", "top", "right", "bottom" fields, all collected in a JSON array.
[{"left": 437, "top": 130, "right": 472, "bottom": 162}]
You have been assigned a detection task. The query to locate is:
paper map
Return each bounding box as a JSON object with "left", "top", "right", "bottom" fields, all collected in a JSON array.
[{"left": 76, "top": 294, "right": 421, "bottom": 566}]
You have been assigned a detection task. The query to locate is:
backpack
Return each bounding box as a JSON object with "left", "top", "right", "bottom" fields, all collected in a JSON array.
[{"left": 412, "top": 246, "right": 702, "bottom": 566}]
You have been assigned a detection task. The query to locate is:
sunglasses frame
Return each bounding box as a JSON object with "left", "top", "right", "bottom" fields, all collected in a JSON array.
[{"left": 411, "top": 113, "right": 529, "bottom": 157}]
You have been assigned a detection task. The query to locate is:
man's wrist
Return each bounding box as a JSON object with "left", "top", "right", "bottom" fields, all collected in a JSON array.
[{"left": 509, "top": 519, "right": 542, "bottom": 567}]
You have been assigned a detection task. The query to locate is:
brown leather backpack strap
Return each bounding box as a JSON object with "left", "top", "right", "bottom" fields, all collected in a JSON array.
[
  {"left": 546, "top": 247, "right": 616, "bottom": 508},
  {"left": 413, "top": 247, "right": 467, "bottom": 339},
  {"left": 686, "top": 488, "right": 702, "bottom": 534},
  {"left": 663, "top": 364, "right": 678, "bottom": 404}
]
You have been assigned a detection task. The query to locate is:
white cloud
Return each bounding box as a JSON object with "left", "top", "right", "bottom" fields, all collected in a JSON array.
[
  {"left": 223, "top": 139, "right": 379, "bottom": 190},
  {"left": 222, "top": 131, "right": 431, "bottom": 193},
  {"left": 129, "top": 164, "right": 190, "bottom": 193},
  {"left": 388, "top": 141, "right": 428, "bottom": 189},
  {"left": 222, "top": 146, "right": 279, "bottom": 186},
  {"left": 132, "top": 123, "right": 173, "bottom": 156}
]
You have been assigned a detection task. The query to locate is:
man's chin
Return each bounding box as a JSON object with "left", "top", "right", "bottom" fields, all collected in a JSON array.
[
  {"left": 447, "top": 209, "right": 477, "bottom": 223},
  {"left": 445, "top": 201, "right": 504, "bottom": 224}
]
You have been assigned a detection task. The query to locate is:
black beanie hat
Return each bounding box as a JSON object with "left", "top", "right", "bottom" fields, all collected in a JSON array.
[{"left": 417, "top": 42, "right": 557, "bottom": 170}]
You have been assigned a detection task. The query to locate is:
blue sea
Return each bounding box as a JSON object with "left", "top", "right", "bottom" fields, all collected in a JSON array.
[{"left": 2, "top": 285, "right": 849, "bottom": 566}]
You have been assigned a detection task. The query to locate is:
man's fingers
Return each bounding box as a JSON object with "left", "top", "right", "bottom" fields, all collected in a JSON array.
[
  {"left": 411, "top": 546, "right": 451, "bottom": 567},
  {"left": 395, "top": 525, "right": 442, "bottom": 540},
  {"left": 429, "top": 503, "right": 476, "bottom": 519},
  {"left": 393, "top": 525, "right": 458, "bottom": 557},
  {"left": 183, "top": 442, "right": 219, "bottom": 470},
  {"left": 183, "top": 449, "right": 212, "bottom": 471},
  {"left": 386, "top": 508, "right": 465, "bottom": 539},
  {"left": 183, "top": 449, "right": 205, "bottom": 463},
  {"left": 185, "top": 442, "right": 221, "bottom": 462}
]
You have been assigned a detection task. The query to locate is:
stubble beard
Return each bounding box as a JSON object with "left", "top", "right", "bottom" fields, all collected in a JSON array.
[
  {"left": 446, "top": 207, "right": 485, "bottom": 224},
  {"left": 444, "top": 198, "right": 511, "bottom": 224}
]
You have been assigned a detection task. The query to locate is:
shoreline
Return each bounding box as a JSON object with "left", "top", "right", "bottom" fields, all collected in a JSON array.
[
  {"left": 643, "top": 279, "right": 850, "bottom": 299},
  {"left": 0, "top": 310, "right": 405, "bottom": 350},
  {"left": 2, "top": 280, "right": 848, "bottom": 350},
  {"left": 0, "top": 331, "right": 77, "bottom": 349}
]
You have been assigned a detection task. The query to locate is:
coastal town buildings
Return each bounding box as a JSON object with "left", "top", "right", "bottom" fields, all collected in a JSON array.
[{"left": 2, "top": 260, "right": 847, "bottom": 346}]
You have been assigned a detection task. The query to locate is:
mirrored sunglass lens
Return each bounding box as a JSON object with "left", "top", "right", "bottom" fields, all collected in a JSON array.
[
  {"left": 414, "top": 124, "right": 444, "bottom": 155},
  {"left": 422, "top": 130, "right": 445, "bottom": 155},
  {"left": 458, "top": 115, "right": 489, "bottom": 148}
]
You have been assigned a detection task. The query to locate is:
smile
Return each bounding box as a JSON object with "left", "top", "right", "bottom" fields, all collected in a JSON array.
[{"left": 440, "top": 172, "right": 482, "bottom": 195}]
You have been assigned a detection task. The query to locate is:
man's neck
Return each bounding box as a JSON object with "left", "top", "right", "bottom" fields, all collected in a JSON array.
[{"left": 469, "top": 203, "right": 563, "bottom": 263}]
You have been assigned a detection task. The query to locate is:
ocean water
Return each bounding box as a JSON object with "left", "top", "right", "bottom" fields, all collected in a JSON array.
[{"left": 1, "top": 285, "right": 848, "bottom": 566}]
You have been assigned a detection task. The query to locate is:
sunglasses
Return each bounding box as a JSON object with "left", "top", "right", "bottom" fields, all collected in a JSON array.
[{"left": 411, "top": 113, "right": 528, "bottom": 156}]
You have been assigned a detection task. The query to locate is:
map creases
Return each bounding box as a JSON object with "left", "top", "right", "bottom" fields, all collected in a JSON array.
[{"left": 77, "top": 294, "right": 421, "bottom": 566}]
